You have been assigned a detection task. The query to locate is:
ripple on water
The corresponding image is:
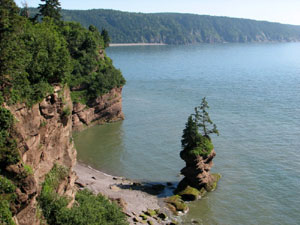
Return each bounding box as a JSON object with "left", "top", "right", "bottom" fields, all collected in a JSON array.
[{"left": 75, "top": 43, "right": 300, "bottom": 225}]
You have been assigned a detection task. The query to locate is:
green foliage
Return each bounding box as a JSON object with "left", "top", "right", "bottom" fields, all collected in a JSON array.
[
  {"left": 0, "top": 108, "right": 14, "bottom": 130},
  {"left": 0, "top": 176, "right": 16, "bottom": 225},
  {"left": 25, "top": 8, "right": 300, "bottom": 45},
  {"left": 62, "top": 21, "right": 125, "bottom": 104},
  {"left": 0, "top": 5, "right": 69, "bottom": 106},
  {"left": 101, "top": 28, "right": 110, "bottom": 48},
  {"left": 40, "top": 120, "right": 47, "bottom": 128},
  {"left": 181, "top": 98, "right": 218, "bottom": 157},
  {"left": 58, "top": 189, "right": 128, "bottom": 225},
  {"left": 194, "top": 97, "right": 219, "bottom": 137},
  {"left": 39, "top": 165, "right": 128, "bottom": 225},
  {"left": 0, "top": 175, "right": 16, "bottom": 195},
  {"left": 36, "top": 0, "right": 62, "bottom": 21},
  {"left": 188, "top": 135, "right": 214, "bottom": 157},
  {"left": 1, "top": 4, "right": 125, "bottom": 107},
  {"left": 0, "top": 107, "right": 19, "bottom": 167},
  {"left": 62, "top": 106, "right": 71, "bottom": 117},
  {"left": 0, "top": 200, "right": 15, "bottom": 225},
  {"left": 23, "top": 164, "right": 33, "bottom": 175}
]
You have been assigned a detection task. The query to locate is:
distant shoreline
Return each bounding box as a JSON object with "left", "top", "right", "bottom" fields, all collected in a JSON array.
[{"left": 109, "top": 43, "right": 167, "bottom": 47}]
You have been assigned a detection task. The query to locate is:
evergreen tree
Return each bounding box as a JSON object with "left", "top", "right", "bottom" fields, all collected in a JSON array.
[
  {"left": 181, "top": 115, "right": 199, "bottom": 150},
  {"left": 194, "top": 97, "right": 219, "bottom": 138},
  {"left": 0, "top": 0, "right": 26, "bottom": 92},
  {"left": 101, "top": 28, "right": 110, "bottom": 48},
  {"left": 20, "top": 2, "right": 29, "bottom": 18},
  {"left": 181, "top": 98, "right": 219, "bottom": 156},
  {"left": 37, "top": 0, "right": 61, "bottom": 21}
]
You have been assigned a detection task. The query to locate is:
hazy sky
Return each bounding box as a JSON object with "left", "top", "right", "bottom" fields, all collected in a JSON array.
[{"left": 15, "top": 0, "right": 300, "bottom": 25}]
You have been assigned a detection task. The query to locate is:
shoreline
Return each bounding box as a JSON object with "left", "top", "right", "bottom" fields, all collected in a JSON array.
[
  {"left": 74, "top": 162, "right": 177, "bottom": 225},
  {"left": 109, "top": 43, "right": 167, "bottom": 47}
]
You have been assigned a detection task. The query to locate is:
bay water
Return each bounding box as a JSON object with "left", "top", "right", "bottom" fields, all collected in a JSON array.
[{"left": 74, "top": 43, "right": 300, "bottom": 225}]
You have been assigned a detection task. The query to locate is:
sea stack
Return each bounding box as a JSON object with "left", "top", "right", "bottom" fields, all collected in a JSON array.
[
  {"left": 176, "top": 148, "right": 220, "bottom": 201},
  {"left": 175, "top": 98, "right": 221, "bottom": 201}
]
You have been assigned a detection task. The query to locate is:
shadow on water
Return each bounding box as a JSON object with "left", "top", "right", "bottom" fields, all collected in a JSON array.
[{"left": 116, "top": 180, "right": 179, "bottom": 197}]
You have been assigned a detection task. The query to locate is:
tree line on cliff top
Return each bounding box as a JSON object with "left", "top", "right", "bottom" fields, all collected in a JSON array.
[
  {"left": 28, "top": 8, "right": 300, "bottom": 44},
  {"left": 0, "top": 0, "right": 125, "bottom": 107}
]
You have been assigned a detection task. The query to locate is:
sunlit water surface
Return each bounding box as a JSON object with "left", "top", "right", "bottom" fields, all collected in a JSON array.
[{"left": 74, "top": 43, "right": 300, "bottom": 225}]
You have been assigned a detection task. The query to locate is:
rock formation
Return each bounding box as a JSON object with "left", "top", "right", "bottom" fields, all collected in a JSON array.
[
  {"left": 1, "top": 84, "right": 125, "bottom": 225},
  {"left": 72, "top": 87, "right": 124, "bottom": 131},
  {"left": 176, "top": 149, "right": 220, "bottom": 201},
  {"left": 172, "top": 98, "right": 221, "bottom": 204},
  {"left": 5, "top": 86, "right": 77, "bottom": 225}
]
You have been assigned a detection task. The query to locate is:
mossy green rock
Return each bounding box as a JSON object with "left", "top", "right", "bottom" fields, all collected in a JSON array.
[
  {"left": 145, "top": 209, "right": 157, "bottom": 217},
  {"left": 140, "top": 213, "right": 148, "bottom": 220},
  {"left": 199, "top": 187, "right": 207, "bottom": 198},
  {"left": 165, "top": 195, "right": 188, "bottom": 213},
  {"left": 178, "top": 185, "right": 200, "bottom": 201},
  {"left": 205, "top": 173, "right": 221, "bottom": 192}
]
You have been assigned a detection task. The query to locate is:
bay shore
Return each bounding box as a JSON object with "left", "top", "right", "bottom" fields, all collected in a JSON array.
[
  {"left": 74, "top": 163, "right": 178, "bottom": 225},
  {"left": 109, "top": 43, "right": 166, "bottom": 47}
]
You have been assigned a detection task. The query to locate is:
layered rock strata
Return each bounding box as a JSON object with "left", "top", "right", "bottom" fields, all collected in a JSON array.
[
  {"left": 175, "top": 149, "right": 220, "bottom": 201},
  {"left": 72, "top": 87, "right": 124, "bottom": 131},
  {"left": 5, "top": 86, "right": 77, "bottom": 225}
]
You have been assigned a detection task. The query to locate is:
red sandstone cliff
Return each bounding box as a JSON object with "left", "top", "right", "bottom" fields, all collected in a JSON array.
[
  {"left": 72, "top": 87, "right": 124, "bottom": 131},
  {"left": 5, "top": 86, "right": 77, "bottom": 225}
]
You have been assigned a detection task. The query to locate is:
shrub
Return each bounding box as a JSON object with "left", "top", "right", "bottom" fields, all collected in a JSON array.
[
  {"left": 23, "top": 164, "right": 33, "bottom": 175},
  {"left": 189, "top": 135, "right": 214, "bottom": 157},
  {"left": 0, "top": 200, "right": 15, "bottom": 225},
  {"left": 39, "top": 165, "right": 128, "bottom": 225},
  {"left": 0, "top": 176, "right": 16, "bottom": 225},
  {"left": 0, "top": 107, "right": 20, "bottom": 167},
  {"left": 0, "top": 176, "right": 16, "bottom": 194}
]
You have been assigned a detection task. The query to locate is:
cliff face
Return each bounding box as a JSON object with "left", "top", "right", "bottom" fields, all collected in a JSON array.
[
  {"left": 72, "top": 87, "right": 124, "bottom": 131},
  {"left": 6, "top": 86, "right": 77, "bottom": 225},
  {"left": 3, "top": 85, "right": 125, "bottom": 225}
]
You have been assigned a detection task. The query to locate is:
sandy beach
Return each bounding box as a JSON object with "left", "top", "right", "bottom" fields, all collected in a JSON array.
[
  {"left": 109, "top": 43, "right": 166, "bottom": 47},
  {"left": 74, "top": 163, "right": 177, "bottom": 225}
]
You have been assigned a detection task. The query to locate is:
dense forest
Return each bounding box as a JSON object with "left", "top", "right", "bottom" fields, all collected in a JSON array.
[{"left": 30, "top": 8, "right": 300, "bottom": 44}]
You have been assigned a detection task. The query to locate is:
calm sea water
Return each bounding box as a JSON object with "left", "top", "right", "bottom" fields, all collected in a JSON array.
[{"left": 74, "top": 43, "right": 300, "bottom": 225}]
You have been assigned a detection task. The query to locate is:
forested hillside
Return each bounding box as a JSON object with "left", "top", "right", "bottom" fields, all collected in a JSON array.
[{"left": 30, "top": 8, "right": 300, "bottom": 44}]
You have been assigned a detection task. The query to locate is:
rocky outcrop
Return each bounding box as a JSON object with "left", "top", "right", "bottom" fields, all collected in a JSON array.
[
  {"left": 175, "top": 149, "right": 220, "bottom": 201},
  {"left": 72, "top": 87, "right": 124, "bottom": 131},
  {"left": 5, "top": 85, "right": 77, "bottom": 225}
]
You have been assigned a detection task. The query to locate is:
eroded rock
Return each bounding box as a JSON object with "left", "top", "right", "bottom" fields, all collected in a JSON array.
[{"left": 72, "top": 87, "right": 124, "bottom": 131}]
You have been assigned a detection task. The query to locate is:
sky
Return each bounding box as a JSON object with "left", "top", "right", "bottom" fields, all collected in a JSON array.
[{"left": 15, "top": 0, "right": 300, "bottom": 25}]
